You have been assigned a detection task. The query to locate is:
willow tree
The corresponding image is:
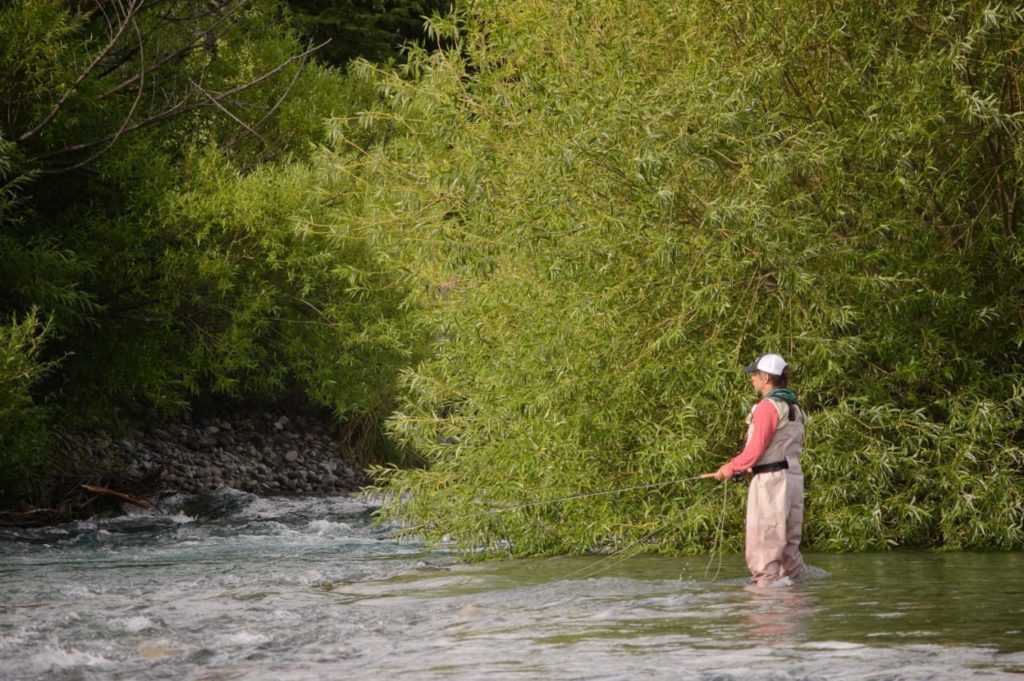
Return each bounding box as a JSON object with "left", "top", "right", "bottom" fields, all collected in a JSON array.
[
  {"left": 286, "top": 0, "right": 449, "bottom": 65},
  {"left": 331, "top": 0, "right": 1024, "bottom": 555},
  {"left": 0, "top": 139, "right": 56, "bottom": 504},
  {"left": 0, "top": 0, "right": 429, "bottom": 506}
]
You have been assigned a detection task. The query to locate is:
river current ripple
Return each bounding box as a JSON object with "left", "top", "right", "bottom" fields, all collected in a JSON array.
[{"left": 1, "top": 490, "right": 1022, "bottom": 680}]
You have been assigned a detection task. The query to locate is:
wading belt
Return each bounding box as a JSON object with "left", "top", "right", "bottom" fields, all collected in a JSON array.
[
  {"left": 751, "top": 459, "right": 789, "bottom": 475},
  {"left": 730, "top": 459, "right": 789, "bottom": 482}
]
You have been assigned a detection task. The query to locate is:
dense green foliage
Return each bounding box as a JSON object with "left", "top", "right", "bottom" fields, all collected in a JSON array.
[
  {"left": 350, "top": 0, "right": 1024, "bottom": 555},
  {"left": 0, "top": 309, "right": 52, "bottom": 503},
  {"left": 286, "top": 0, "right": 449, "bottom": 65},
  {"left": 0, "top": 0, "right": 429, "bottom": 505},
  {"left": 0, "top": 140, "right": 55, "bottom": 502},
  {"left": 2, "top": 0, "right": 1021, "bottom": 558}
]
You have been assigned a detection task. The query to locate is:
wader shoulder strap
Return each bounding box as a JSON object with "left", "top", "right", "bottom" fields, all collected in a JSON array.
[{"left": 771, "top": 397, "right": 800, "bottom": 422}]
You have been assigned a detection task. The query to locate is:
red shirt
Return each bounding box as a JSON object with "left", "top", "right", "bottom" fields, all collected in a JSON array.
[{"left": 727, "top": 399, "right": 778, "bottom": 475}]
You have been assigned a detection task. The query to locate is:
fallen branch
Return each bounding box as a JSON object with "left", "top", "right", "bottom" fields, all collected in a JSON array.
[{"left": 80, "top": 484, "right": 154, "bottom": 509}]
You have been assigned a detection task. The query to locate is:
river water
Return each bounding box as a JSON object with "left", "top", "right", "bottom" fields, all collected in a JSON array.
[{"left": 1, "top": 490, "right": 1022, "bottom": 681}]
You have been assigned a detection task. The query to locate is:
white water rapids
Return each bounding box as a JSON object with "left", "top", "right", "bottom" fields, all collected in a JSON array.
[{"left": 1, "top": 490, "right": 1022, "bottom": 680}]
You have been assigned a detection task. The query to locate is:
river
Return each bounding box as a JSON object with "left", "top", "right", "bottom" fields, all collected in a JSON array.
[{"left": 1, "top": 490, "right": 1022, "bottom": 680}]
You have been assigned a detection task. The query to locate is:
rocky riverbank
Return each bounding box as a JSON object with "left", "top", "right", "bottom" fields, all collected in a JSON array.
[{"left": 54, "top": 409, "right": 372, "bottom": 506}]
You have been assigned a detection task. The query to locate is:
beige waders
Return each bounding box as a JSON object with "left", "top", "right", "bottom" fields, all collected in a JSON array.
[
  {"left": 744, "top": 399, "right": 806, "bottom": 586},
  {"left": 746, "top": 468, "right": 804, "bottom": 586}
]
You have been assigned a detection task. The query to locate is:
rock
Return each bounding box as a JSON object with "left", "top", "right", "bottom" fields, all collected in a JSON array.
[{"left": 53, "top": 405, "right": 369, "bottom": 502}]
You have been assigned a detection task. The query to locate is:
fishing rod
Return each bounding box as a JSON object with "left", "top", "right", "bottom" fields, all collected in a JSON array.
[
  {"left": 392, "top": 468, "right": 749, "bottom": 540},
  {"left": 391, "top": 470, "right": 744, "bottom": 583},
  {"left": 431, "top": 472, "right": 724, "bottom": 524}
]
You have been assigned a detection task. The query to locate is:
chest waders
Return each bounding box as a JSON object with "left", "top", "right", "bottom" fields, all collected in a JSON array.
[{"left": 742, "top": 397, "right": 806, "bottom": 586}]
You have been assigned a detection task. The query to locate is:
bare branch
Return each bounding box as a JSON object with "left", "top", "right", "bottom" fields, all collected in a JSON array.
[
  {"left": 32, "top": 40, "right": 329, "bottom": 171},
  {"left": 190, "top": 77, "right": 272, "bottom": 148},
  {"left": 39, "top": 15, "right": 149, "bottom": 175},
  {"left": 205, "top": 40, "right": 330, "bottom": 100},
  {"left": 224, "top": 48, "right": 309, "bottom": 150},
  {"left": 17, "top": 0, "right": 146, "bottom": 143},
  {"left": 100, "top": 0, "right": 254, "bottom": 100},
  {"left": 32, "top": 97, "right": 189, "bottom": 166}
]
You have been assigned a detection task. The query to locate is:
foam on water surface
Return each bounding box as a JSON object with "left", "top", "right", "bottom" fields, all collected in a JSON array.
[{"left": 2, "top": 490, "right": 1022, "bottom": 681}]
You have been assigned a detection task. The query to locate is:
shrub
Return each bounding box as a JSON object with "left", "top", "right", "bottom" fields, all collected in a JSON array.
[{"left": 348, "top": 0, "right": 1024, "bottom": 555}]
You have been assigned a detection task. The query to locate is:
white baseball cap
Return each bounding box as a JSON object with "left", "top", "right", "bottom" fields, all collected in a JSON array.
[{"left": 743, "top": 353, "right": 787, "bottom": 376}]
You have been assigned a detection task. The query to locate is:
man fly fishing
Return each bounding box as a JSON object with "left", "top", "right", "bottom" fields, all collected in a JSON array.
[{"left": 712, "top": 353, "right": 805, "bottom": 587}]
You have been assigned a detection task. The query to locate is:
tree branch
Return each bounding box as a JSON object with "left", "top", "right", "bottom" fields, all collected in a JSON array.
[
  {"left": 99, "top": 0, "right": 254, "bottom": 100},
  {"left": 191, "top": 77, "right": 272, "bottom": 148},
  {"left": 17, "top": 0, "right": 146, "bottom": 144},
  {"left": 204, "top": 40, "right": 330, "bottom": 100},
  {"left": 224, "top": 46, "right": 310, "bottom": 151},
  {"left": 31, "top": 39, "right": 329, "bottom": 172},
  {"left": 40, "top": 13, "right": 149, "bottom": 175}
]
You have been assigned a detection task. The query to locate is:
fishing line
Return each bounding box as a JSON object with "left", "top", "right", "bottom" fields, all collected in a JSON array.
[
  {"left": 388, "top": 473, "right": 715, "bottom": 541},
  {"left": 548, "top": 529, "right": 662, "bottom": 582},
  {"left": 389, "top": 473, "right": 731, "bottom": 583},
  {"left": 550, "top": 479, "right": 727, "bottom": 583},
  {"left": 703, "top": 478, "right": 730, "bottom": 582},
  {"left": 421, "top": 473, "right": 715, "bottom": 528}
]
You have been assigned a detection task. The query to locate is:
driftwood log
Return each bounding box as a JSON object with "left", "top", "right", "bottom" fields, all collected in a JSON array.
[{"left": 80, "top": 484, "right": 154, "bottom": 509}]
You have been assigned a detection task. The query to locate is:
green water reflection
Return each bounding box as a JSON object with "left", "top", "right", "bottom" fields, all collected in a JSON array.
[
  {"left": 805, "top": 552, "right": 1023, "bottom": 652},
  {"left": 421, "top": 550, "right": 1024, "bottom": 654}
]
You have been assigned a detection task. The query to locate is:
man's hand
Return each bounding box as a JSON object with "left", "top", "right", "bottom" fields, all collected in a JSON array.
[{"left": 714, "top": 463, "right": 732, "bottom": 482}]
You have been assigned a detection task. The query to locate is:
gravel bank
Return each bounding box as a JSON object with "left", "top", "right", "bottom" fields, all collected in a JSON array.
[{"left": 56, "top": 409, "right": 371, "bottom": 501}]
